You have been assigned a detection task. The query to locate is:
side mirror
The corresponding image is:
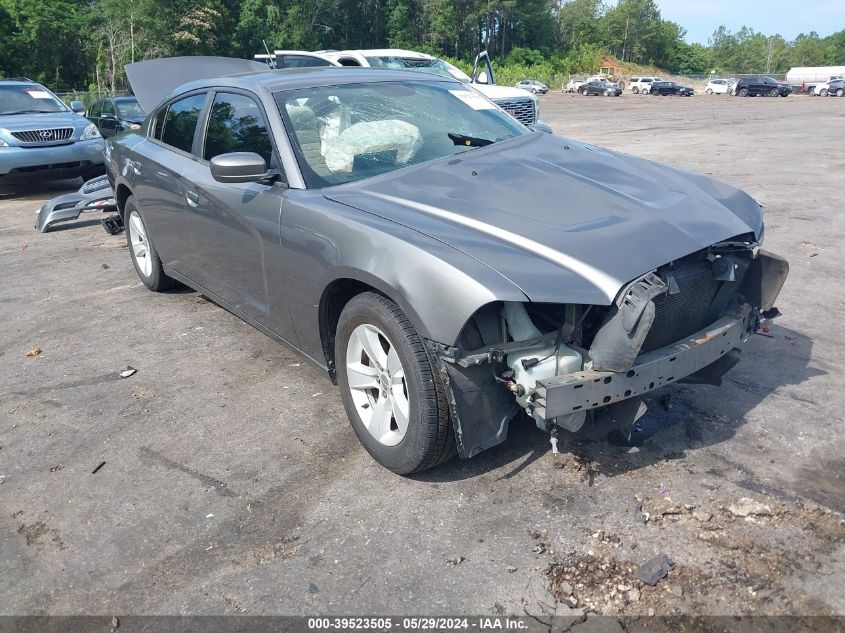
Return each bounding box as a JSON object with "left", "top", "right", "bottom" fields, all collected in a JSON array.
[
  {"left": 210, "top": 152, "right": 269, "bottom": 183},
  {"left": 102, "top": 113, "right": 117, "bottom": 120},
  {"left": 70, "top": 100, "right": 85, "bottom": 113}
]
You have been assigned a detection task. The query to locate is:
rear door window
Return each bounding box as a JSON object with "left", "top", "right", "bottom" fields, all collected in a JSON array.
[
  {"left": 102, "top": 101, "right": 115, "bottom": 116},
  {"left": 202, "top": 92, "right": 274, "bottom": 166},
  {"left": 159, "top": 93, "right": 206, "bottom": 154}
]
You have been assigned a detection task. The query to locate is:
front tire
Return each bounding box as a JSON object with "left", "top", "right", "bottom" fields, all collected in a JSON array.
[
  {"left": 820, "top": 89, "right": 828, "bottom": 97},
  {"left": 336, "top": 292, "right": 455, "bottom": 474},
  {"left": 125, "top": 196, "right": 177, "bottom": 291},
  {"left": 837, "top": 88, "right": 845, "bottom": 97}
]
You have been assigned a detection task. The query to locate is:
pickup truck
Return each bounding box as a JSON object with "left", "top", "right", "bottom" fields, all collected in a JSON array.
[{"left": 256, "top": 48, "right": 548, "bottom": 130}]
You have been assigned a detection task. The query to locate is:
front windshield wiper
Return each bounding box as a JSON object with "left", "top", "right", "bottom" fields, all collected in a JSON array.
[{"left": 448, "top": 132, "right": 495, "bottom": 147}]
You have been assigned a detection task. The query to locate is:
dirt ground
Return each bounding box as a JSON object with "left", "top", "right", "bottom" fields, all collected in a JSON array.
[{"left": 1, "top": 92, "right": 844, "bottom": 623}]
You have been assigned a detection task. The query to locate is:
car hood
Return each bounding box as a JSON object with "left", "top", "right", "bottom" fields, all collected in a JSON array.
[
  {"left": 0, "top": 112, "right": 89, "bottom": 131},
  {"left": 325, "top": 132, "right": 762, "bottom": 305}
]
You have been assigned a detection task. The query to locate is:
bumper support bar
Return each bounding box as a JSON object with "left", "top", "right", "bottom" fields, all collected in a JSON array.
[{"left": 533, "top": 308, "right": 752, "bottom": 420}]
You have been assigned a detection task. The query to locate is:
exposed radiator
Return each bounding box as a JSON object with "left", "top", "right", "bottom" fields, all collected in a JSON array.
[{"left": 641, "top": 261, "right": 723, "bottom": 352}]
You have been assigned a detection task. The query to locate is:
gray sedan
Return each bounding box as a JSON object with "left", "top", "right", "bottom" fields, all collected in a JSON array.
[{"left": 105, "top": 59, "right": 787, "bottom": 474}]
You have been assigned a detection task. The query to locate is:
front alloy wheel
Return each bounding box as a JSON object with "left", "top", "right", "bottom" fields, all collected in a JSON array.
[
  {"left": 129, "top": 211, "right": 152, "bottom": 278},
  {"left": 336, "top": 292, "right": 455, "bottom": 474},
  {"left": 345, "top": 323, "right": 410, "bottom": 447},
  {"left": 124, "top": 195, "right": 176, "bottom": 291}
]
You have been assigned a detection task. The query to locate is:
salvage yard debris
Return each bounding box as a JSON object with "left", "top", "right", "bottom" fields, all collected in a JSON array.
[
  {"left": 25, "top": 347, "right": 42, "bottom": 357},
  {"left": 119, "top": 367, "right": 137, "bottom": 378},
  {"left": 636, "top": 554, "right": 674, "bottom": 586},
  {"left": 728, "top": 497, "right": 775, "bottom": 518}
]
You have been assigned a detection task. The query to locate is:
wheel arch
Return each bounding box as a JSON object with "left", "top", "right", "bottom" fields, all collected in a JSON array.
[
  {"left": 318, "top": 276, "right": 397, "bottom": 382},
  {"left": 115, "top": 183, "right": 133, "bottom": 220}
]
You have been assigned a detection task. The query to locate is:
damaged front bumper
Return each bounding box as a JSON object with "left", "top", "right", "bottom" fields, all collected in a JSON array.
[
  {"left": 35, "top": 175, "right": 116, "bottom": 232},
  {"left": 533, "top": 307, "right": 752, "bottom": 421}
]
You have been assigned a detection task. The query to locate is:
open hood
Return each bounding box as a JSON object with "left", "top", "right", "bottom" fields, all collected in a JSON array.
[
  {"left": 125, "top": 56, "right": 267, "bottom": 112},
  {"left": 325, "top": 132, "right": 762, "bottom": 305}
]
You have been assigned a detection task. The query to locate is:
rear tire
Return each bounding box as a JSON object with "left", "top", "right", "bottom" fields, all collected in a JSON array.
[
  {"left": 632, "top": 87, "right": 639, "bottom": 94},
  {"left": 837, "top": 88, "right": 845, "bottom": 97},
  {"left": 125, "top": 195, "right": 177, "bottom": 291},
  {"left": 336, "top": 292, "right": 456, "bottom": 474},
  {"left": 769, "top": 88, "right": 779, "bottom": 97},
  {"left": 820, "top": 89, "right": 828, "bottom": 97},
  {"left": 738, "top": 88, "right": 749, "bottom": 97}
]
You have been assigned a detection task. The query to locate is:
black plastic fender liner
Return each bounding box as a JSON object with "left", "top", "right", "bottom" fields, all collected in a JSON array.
[
  {"left": 588, "top": 272, "right": 668, "bottom": 372},
  {"left": 741, "top": 250, "right": 789, "bottom": 311},
  {"left": 433, "top": 352, "right": 519, "bottom": 459}
]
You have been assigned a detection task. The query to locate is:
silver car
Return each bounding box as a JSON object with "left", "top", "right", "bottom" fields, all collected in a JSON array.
[
  {"left": 104, "top": 58, "right": 788, "bottom": 474},
  {"left": 0, "top": 78, "right": 104, "bottom": 185}
]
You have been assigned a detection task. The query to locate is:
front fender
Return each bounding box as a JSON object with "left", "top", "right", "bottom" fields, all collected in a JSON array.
[{"left": 280, "top": 191, "right": 528, "bottom": 364}]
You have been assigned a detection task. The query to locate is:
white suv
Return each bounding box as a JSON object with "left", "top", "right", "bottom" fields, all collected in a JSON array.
[
  {"left": 315, "top": 49, "right": 543, "bottom": 127},
  {"left": 629, "top": 77, "right": 663, "bottom": 94}
]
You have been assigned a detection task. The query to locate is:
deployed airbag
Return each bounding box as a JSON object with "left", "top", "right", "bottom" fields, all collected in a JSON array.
[{"left": 322, "top": 120, "right": 422, "bottom": 173}]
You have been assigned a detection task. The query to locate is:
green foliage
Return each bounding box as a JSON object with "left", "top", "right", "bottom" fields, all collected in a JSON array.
[{"left": 0, "top": 0, "right": 843, "bottom": 90}]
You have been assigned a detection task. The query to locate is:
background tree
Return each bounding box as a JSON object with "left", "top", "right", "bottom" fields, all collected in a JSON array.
[{"left": 0, "top": 0, "right": 842, "bottom": 90}]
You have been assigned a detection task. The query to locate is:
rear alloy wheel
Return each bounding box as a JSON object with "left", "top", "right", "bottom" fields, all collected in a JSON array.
[
  {"left": 837, "top": 88, "right": 845, "bottom": 97},
  {"left": 770, "top": 88, "right": 779, "bottom": 97},
  {"left": 125, "top": 196, "right": 176, "bottom": 291},
  {"left": 336, "top": 292, "right": 455, "bottom": 474},
  {"left": 632, "top": 87, "right": 639, "bottom": 94},
  {"left": 738, "top": 88, "right": 749, "bottom": 97}
]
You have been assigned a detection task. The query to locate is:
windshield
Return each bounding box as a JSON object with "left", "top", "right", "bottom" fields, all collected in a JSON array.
[
  {"left": 364, "top": 56, "right": 472, "bottom": 82},
  {"left": 115, "top": 99, "right": 146, "bottom": 119},
  {"left": 0, "top": 84, "right": 68, "bottom": 115},
  {"left": 276, "top": 80, "right": 527, "bottom": 188}
]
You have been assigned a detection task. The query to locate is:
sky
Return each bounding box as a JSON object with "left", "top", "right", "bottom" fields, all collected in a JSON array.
[{"left": 654, "top": 0, "right": 845, "bottom": 44}]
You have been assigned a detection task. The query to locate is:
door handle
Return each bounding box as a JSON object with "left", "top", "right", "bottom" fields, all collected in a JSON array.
[{"left": 185, "top": 190, "right": 199, "bottom": 207}]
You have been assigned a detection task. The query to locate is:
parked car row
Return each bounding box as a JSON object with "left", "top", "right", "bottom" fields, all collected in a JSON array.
[{"left": 808, "top": 76, "right": 844, "bottom": 96}]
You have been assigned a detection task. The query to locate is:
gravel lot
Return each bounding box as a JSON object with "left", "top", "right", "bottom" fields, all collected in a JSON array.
[{"left": 2, "top": 92, "right": 844, "bottom": 622}]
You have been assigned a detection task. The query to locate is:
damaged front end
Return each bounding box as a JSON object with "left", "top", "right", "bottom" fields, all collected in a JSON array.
[
  {"left": 431, "top": 237, "right": 788, "bottom": 458},
  {"left": 36, "top": 175, "right": 118, "bottom": 233}
]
